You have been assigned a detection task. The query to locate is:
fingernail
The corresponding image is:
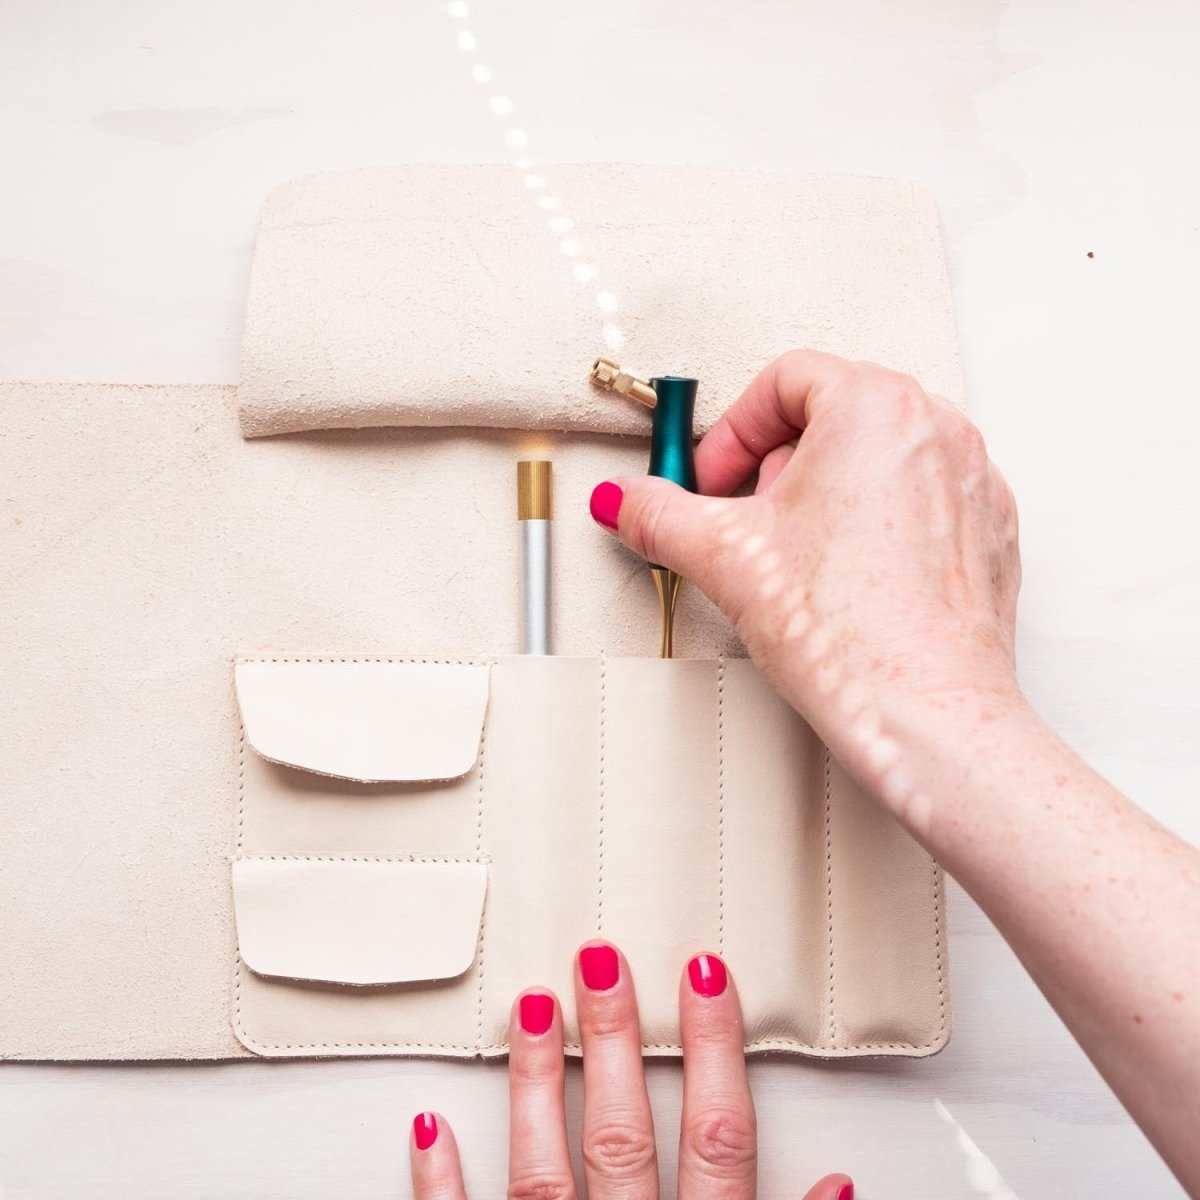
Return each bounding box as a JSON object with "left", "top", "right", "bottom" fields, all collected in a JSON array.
[
  {"left": 687, "top": 953, "right": 728, "bottom": 997},
  {"left": 519, "top": 992, "right": 555, "bottom": 1036},
  {"left": 579, "top": 944, "right": 620, "bottom": 991},
  {"left": 412, "top": 1112, "right": 438, "bottom": 1151},
  {"left": 836, "top": 1184, "right": 854, "bottom": 1200},
  {"left": 589, "top": 481, "right": 623, "bottom": 531}
]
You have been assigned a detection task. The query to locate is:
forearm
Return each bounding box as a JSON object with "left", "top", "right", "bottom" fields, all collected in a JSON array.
[{"left": 878, "top": 692, "right": 1200, "bottom": 1195}]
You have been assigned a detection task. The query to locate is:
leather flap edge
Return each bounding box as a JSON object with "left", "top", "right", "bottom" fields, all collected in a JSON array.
[
  {"left": 233, "top": 857, "right": 487, "bottom": 986},
  {"left": 234, "top": 659, "right": 489, "bottom": 783}
]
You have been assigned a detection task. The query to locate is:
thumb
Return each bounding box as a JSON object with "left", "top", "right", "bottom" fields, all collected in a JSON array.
[{"left": 589, "top": 476, "right": 729, "bottom": 588}]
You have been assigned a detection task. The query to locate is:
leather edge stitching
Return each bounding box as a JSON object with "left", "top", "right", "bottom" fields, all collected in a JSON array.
[
  {"left": 474, "top": 697, "right": 488, "bottom": 1052},
  {"left": 823, "top": 744, "right": 837, "bottom": 1050},
  {"left": 716, "top": 655, "right": 725, "bottom": 955},
  {"left": 596, "top": 652, "right": 606, "bottom": 936}
]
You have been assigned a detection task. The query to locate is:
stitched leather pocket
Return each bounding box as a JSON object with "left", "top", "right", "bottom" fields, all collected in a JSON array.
[{"left": 229, "top": 654, "right": 949, "bottom": 1061}]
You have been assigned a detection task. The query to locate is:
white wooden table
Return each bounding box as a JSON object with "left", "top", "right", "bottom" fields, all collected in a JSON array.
[{"left": 1, "top": 1, "right": 1196, "bottom": 1196}]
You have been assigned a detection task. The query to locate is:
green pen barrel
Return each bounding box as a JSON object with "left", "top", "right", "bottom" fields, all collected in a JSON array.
[
  {"left": 647, "top": 376, "right": 698, "bottom": 571},
  {"left": 648, "top": 376, "right": 698, "bottom": 493}
]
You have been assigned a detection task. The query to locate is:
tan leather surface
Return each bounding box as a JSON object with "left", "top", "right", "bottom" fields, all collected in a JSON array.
[
  {"left": 233, "top": 857, "right": 488, "bottom": 986},
  {"left": 232, "top": 656, "right": 948, "bottom": 1059},
  {"left": 237, "top": 165, "right": 963, "bottom": 439}
]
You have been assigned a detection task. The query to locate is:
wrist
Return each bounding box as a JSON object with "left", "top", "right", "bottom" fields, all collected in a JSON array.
[{"left": 832, "top": 680, "right": 1046, "bottom": 838}]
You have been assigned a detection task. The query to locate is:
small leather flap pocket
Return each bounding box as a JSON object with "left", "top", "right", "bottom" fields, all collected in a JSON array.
[
  {"left": 233, "top": 857, "right": 487, "bottom": 986},
  {"left": 235, "top": 659, "right": 489, "bottom": 783}
]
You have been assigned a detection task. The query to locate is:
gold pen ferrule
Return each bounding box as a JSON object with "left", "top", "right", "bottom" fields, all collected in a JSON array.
[{"left": 517, "top": 460, "right": 553, "bottom": 520}]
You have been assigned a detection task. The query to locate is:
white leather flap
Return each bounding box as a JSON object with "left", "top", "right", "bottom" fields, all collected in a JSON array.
[
  {"left": 234, "top": 660, "right": 489, "bottom": 783},
  {"left": 233, "top": 857, "right": 487, "bottom": 986}
]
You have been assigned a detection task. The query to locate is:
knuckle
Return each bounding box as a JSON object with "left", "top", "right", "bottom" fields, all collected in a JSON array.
[
  {"left": 577, "top": 1003, "right": 630, "bottom": 1042},
  {"left": 844, "top": 365, "right": 933, "bottom": 425},
  {"left": 957, "top": 418, "right": 988, "bottom": 464},
  {"left": 683, "top": 1108, "right": 758, "bottom": 1178},
  {"left": 882, "top": 373, "right": 931, "bottom": 418},
  {"left": 508, "top": 1049, "right": 561, "bottom": 1088},
  {"left": 507, "top": 1173, "right": 576, "bottom": 1200},
  {"left": 582, "top": 1120, "right": 657, "bottom": 1179}
]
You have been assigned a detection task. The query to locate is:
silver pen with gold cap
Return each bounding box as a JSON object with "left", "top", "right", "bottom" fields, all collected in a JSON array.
[{"left": 517, "top": 460, "right": 553, "bottom": 654}]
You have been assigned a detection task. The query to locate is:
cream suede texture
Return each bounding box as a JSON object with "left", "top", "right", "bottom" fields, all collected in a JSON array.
[
  {"left": 232, "top": 656, "right": 947, "bottom": 1059},
  {"left": 237, "top": 164, "right": 963, "bottom": 439}
]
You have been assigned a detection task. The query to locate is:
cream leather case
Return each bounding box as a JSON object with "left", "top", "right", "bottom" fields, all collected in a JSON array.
[{"left": 1, "top": 164, "right": 960, "bottom": 1061}]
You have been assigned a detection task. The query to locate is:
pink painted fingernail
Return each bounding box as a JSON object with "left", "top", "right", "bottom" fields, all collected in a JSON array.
[
  {"left": 413, "top": 1112, "right": 438, "bottom": 1151},
  {"left": 836, "top": 1184, "right": 854, "bottom": 1200},
  {"left": 579, "top": 944, "right": 620, "bottom": 991},
  {"left": 519, "top": 992, "right": 555, "bottom": 1036},
  {"left": 687, "top": 953, "right": 728, "bottom": 997},
  {"left": 589, "top": 481, "right": 623, "bottom": 531}
]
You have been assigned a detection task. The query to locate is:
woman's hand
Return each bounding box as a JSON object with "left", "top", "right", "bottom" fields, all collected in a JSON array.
[
  {"left": 588, "top": 351, "right": 1022, "bottom": 812},
  {"left": 587, "top": 352, "right": 1200, "bottom": 1196},
  {"left": 409, "top": 943, "right": 853, "bottom": 1200}
]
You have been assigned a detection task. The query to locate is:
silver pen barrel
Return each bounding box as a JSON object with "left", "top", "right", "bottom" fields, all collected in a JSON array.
[{"left": 517, "top": 461, "right": 553, "bottom": 655}]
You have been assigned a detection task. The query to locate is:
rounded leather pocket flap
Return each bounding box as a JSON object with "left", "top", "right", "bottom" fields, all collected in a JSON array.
[
  {"left": 233, "top": 856, "right": 487, "bottom": 986},
  {"left": 235, "top": 659, "right": 489, "bottom": 783}
]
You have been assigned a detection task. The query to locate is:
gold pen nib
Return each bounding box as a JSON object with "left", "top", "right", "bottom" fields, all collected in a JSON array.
[
  {"left": 650, "top": 567, "right": 682, "bottom": 659},
  {"left": 590, "top": 357, "right": 658, "bottom": 408}
]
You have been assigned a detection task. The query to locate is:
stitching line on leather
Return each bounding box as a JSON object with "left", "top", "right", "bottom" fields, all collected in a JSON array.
[
  {"left": 823, "top": 744, "right": 837, "bottom": 1050},
  {"left": 597, "top": 652, "right": 607, "bottom": 936},
  {"left": 932, "top": 859, "right": 948, "bottom": 1042},
  {"left": 232, "top": 854, "right": 487, "bottom": 864},
  {"left": 474, "top": 697, "right": 488, "bottom": 1053},
  {"left": 235, "top": 727, "right": 245, "bottom": 854},
  {"left": 231, "top": 1020, "right": 944, "bottom": 1054},
  {"left": 716, "top": 655, "right": 726, "bottom": 955},
  {"left": 237, "top": 656, "right": 478, "bottom": 665}
]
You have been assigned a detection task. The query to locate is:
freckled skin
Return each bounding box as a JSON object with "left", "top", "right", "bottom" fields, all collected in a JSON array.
[{"left": 601, "top": 350, "right": 1200, "bottom": 1195}]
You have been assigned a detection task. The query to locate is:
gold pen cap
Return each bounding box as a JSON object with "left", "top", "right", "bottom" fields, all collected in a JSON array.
[{"left": 517, "top": 460, "right": 553, "bottom": 520}]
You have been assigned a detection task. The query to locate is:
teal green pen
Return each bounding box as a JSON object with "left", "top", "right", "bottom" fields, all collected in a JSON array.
[{"left": 589, "top": 359, "right": 699, "bottom": 657}]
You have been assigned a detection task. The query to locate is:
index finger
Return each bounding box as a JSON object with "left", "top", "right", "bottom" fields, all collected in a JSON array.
[{"left": 695, "top": 350, "right": 852, "bottom": 497}]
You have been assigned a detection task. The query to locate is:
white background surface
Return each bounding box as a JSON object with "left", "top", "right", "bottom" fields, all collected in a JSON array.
[{"left": 1, "top": 1, "right": 1197, "bottom": 1197}]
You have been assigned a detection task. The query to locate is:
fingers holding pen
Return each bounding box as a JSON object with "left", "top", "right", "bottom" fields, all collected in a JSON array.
[
  {"left": 590, "top": 474, "right": 753, "bottom": 601},
  {"left": 694, "top": 350, "right": 854, "bottom": 496}
]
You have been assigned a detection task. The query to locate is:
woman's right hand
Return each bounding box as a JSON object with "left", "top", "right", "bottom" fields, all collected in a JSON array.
[{"left": 588, "top": 351, "right": 1023, "bottom": 813}]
